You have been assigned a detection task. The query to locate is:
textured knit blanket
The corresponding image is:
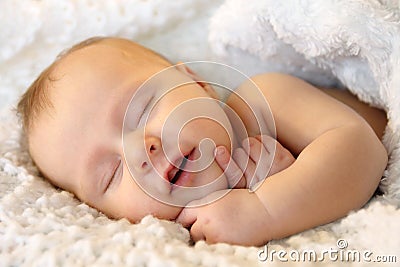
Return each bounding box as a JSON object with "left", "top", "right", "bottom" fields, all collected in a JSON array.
[{"left": 1, "top": 1, "right": 399, "bottom": 266}]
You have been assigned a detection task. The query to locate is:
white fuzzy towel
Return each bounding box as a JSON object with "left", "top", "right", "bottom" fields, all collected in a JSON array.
[{"left": 209, "top": 0, "right": 400, "bottom": 202}]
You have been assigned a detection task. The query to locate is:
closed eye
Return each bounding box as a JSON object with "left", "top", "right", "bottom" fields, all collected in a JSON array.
[
  {"left": 105, "top": 158, "right": 122, "bottom": 192},
  {"left": 138, "top": 96, "right": 154, "bottom": 127}
]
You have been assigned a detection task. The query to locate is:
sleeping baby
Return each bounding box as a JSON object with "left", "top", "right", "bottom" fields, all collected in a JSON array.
[{"left": 17, "top": 37, "right": 388, "bottom": 246}]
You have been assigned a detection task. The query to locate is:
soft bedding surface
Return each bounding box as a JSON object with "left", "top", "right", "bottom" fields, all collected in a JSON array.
[{"left": 1, "top": 1, "right": 400, "bottom": 266}]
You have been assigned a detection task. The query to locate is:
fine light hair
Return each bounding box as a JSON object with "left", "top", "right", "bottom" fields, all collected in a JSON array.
[{"left": 16, "top": 36, "right": 106, "bottom": 136}]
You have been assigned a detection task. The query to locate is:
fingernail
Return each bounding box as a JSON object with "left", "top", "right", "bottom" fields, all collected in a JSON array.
[
  {"left": 248, "top": 139, "right": 254, "bottom": 147},
  {"left": 216, "top": 146, "right": 225, "bottom": 155}
]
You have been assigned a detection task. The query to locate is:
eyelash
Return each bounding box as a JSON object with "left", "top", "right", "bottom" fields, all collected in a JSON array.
[
  {"left": 106, "top": 159, "right": 122, "bottom": 191},
  {"left": 138, "top": 96, "right": 154, "bottom": 126},
  {"left": 105, "top": 96, "right": 152, "bottom": 191}
]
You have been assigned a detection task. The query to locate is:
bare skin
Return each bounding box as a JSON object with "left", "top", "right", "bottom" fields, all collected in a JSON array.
[
  {"left": 320, "top": 88, "right": 387, "bottom": 139},
  {"left": 177, "top": 73, "right": 388, "bottom": 245}
]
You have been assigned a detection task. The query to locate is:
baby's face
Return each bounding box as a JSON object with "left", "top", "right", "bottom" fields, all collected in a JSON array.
[{"left": 29, "top": 39, "right": 231, "bottom": 222}]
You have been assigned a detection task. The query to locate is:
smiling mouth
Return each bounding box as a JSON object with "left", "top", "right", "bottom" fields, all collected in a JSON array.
[
  {"left": 169, "top": 156, "right": 188, "bottom": 184},
  {"left": 167, "top": 149, "right": 194, "bottom": 185}
]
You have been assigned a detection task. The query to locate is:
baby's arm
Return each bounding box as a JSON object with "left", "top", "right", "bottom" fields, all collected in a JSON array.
[
  {"left": 230, "top": 73, "right": 387, "bottom": 240},
  {"left": 177, "top": 73, "right": 387, "bottom": 245}
]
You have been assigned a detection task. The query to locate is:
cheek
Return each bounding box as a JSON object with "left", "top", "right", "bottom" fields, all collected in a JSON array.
[
  {"left": 112, "top": 174, "right": 152, "bottom": 222},
  {"left": 112, "top": 173, "right": 182, "bottom": 222},
  {"left": 189, "top": 118, "right": 232, "bottom": 147}
]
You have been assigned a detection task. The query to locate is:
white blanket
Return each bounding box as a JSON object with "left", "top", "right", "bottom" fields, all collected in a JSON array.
[
  {"left": 209, "top": 0, "right": 400, "bottom": 202},
  {"left": 1, "top": 0, "right": 399, "bottom": 266}
]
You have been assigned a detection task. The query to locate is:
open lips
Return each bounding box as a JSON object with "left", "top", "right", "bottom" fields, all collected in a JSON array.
[{"left": 165, "top": 148, "right": 195, "bottom": 185}]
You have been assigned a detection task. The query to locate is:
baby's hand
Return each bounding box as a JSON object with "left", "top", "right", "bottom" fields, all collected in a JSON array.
[
  {"left": 176, "top": 189, "right": 272, "bottom": 245},
  {"left": 216, "top": 135, "right": 295, "bottom": 189}
]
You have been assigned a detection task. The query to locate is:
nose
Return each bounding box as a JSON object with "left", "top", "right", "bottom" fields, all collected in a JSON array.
[
  {"left": 123, "top": 130, "right": 162, "bottom": 175},
  {"left": 140, "top": 136, "right": 162, "bottom": 171}
]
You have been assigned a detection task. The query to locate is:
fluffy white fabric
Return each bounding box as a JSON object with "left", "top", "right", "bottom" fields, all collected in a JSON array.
[
  {"left": 210, "top": 0, "right": 400, "bottom": 202},
  {"left": 1, "top": 0, "right": 399, "bottom": 266}
]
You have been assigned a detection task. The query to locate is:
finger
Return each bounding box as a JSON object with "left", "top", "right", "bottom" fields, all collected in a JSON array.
[
  {"left": 255, "top": 135, "right": 278, "bottom": 177},
  {"left": 175, "top": 207, "right": 197, "bottom": 228},
  {"left": 270, "top": 140, "right": 296, "bottom": 176},
  {"left": 254, "top": 135, "right": 276, "bottom": 155},
  {"left": 176, "top": 208, "right": 205, "bottom": 242},
  {"left": 242, "top": 137, "right": 272, "bottom": 182},
  {"left": 214, "top": 146, "right": 246, "bottom": 189},
  {"left": 232, "top": 148, "right": 256, "bottom": 188},
  {"left": 189, "top": 220, "right": 206, "bottom": 242}
]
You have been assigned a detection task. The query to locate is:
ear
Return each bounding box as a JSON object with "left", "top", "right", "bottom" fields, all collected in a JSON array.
[{"left": 175, "top": 62, "right": 220, "bottom": 99}]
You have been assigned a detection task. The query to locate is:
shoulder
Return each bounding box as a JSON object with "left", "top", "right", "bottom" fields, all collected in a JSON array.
[
  {"left": 227, "top": 72, "right": 311, "bottom": 110},
  {"left": 225, "top": 72, "right": 320, "bottom": 132},
  {"left": 224, "top": 73, "right": 291, "bottom": 138},
  {"left": 226, "top": 72, "right": 368, "bottom": 154},
  {"left": 224, "top": 73, "right": 305, "bottom": 143},
  {"left": 244, "top": 72, "right": 302, "bottom": 86},
  {"left": 236, "top": 72, "right": 316, "bottom": 104}
]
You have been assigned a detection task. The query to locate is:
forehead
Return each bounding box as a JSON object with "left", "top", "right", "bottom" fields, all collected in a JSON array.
[
  {"left": 29, "top": 41, "right": 169, "bottom": 194},
  {"left": 54, "top": 41, "right": 164, "bottom": 95}
]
